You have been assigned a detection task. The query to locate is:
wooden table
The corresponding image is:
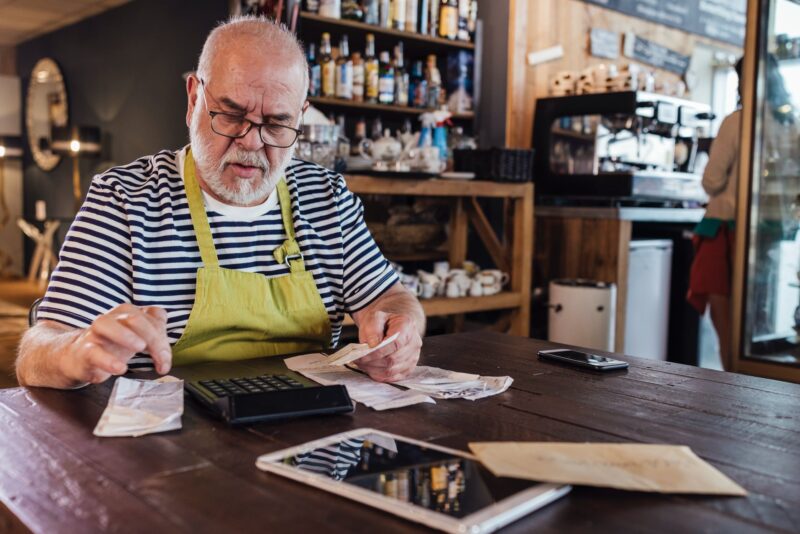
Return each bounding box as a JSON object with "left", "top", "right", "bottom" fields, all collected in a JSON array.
[{"left": 2, "top": 332, "right": 799, "bottom": 533}]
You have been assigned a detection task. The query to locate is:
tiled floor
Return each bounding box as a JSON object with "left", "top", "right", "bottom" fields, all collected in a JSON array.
[{"left": 0, "top": 278, "right": 45, "bottom": 388}]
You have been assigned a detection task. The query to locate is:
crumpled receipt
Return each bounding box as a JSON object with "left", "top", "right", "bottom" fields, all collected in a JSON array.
[
  {"left": 393, "top": 366, "right": 513, "bottom": 400},
  {"left": 93, "top": 376, "right": 184, "bottom": 437},
  {"left": 285, "top": 353, "right": 435, "bottom": 411},
  {"left": 324, "top": 332, "right": 400, "bottom": 366}
]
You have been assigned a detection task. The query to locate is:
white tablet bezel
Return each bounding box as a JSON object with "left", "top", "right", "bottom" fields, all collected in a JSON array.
[{"left": 255, "top": 428, "right": 570, "bottom": 534}]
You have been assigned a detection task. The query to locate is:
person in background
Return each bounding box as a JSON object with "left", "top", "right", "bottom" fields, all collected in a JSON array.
[
  {"left": 687, "top": 58, "right": 744, "bottom": 371},
  {"left": 688, "top": 55, "right": 799, "bottom": 370}
]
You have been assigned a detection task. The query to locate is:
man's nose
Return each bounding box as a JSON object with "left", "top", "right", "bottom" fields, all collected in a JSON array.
[{"left": 235, "top": 124, "right": 265, "bottom": 152}]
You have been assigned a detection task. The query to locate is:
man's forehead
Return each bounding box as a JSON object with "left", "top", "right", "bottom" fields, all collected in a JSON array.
[{"left": 208, "top": 55, "right": 305, "bottom": 112}]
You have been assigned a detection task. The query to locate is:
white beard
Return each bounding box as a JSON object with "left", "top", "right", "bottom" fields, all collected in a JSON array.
[{"left": 189, "top": 105, "right": 294, "bottom": 206}]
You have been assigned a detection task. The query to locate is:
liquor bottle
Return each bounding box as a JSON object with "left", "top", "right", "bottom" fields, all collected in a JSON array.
[
  {"left": 438, "top": 0, "right": 458, "bottom": 40},
  {"left": 424, "top": 54, "right": 442, "bottom": 109},
  {"left": 409, "top": 60, "right": 427, "bottom": 108},
  {"left": 305, "top": 0, "right": 320, "bottom": 13},
  {"left": 335, "top": 35, "right": 353, "bottom": 100},
  {"left": 363, "top": 0, "right": 379, "bottom": 24},
  {"left": 405, "top": 0, "right": 418, "bottom": 32},
  {"left": 319, "top": 0, "right": 341, "bottom": 18},
  {"left": 352, "top": 51, "right": 365, "bottom": 102},
  {"left": 394, "top": 43, "right": 409, "bottom": 106},
  {"left": 378, "top": 51, "right": 395, "bottom": 105},
  {"left": 428, "top": 0, "right": 440, "bottom": 37},
  {"left": 364, "top": 34, "right": 380, "bottom": 103},
  {"left": 353, "top": 116, "right": 367, "bottom": 154},
  {"left": 370, "top": 116, "right": 383, "bottom": 140},
  {"left": 341, "top": 0, "right": 364, "bottom": 20},
  {"left": 391, "top": 0, "right": 407, "bottom": 31},
  {"left": 468, "top": 0, "right": 478, "bottom": 39},
  {"left": 320, "top": 33, "right": 336, "bottom": 98},
  {"left": 307, "top": 43, "right": 321, "bottom": 97},
  {"left": 419, "top": 0, "right": 430, "bottom": 36},
  {"left": 379, "top": 0, "right": 391, "bottom": 27},
  {"left": 457, "top": 0, "right": 470, "bottom": 41}
]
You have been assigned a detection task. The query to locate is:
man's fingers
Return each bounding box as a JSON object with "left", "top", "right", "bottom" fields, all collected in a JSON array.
[
  {"left": 358, "top": 311, "right": 388, "bottom": 347},
  {"left": 84, "top": 342, "right": 128, "bottom": 377},
  {"left": 142, "top": 306, "right": 168, "bottom": 326},
  {"left": 356, "top": 339, "right": 401, "bottom": 365},
  {"left": 114, "top": 311, "right": 172, "bottom": 374},
  {"left": 91, "top": 315, "right": 147, "bottom": 353}
]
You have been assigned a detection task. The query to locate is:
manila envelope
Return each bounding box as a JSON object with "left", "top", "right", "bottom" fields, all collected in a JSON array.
[{"left": 469, "top": 442, "right": 747, "bottom": 496}]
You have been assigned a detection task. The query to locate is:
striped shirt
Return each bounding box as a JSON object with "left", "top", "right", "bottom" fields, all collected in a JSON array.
[{"left": 39, "top": 148, "right": 399, "bottom": 367}]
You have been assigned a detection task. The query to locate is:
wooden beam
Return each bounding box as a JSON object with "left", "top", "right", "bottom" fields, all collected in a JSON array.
[{"left": 465, "top": 197, "right": 511, "bottom": 273}]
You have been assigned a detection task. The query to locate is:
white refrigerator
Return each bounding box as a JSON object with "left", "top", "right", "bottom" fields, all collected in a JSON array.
[{"left": 624, "top": 240, "right": 673, "bottom": 360}]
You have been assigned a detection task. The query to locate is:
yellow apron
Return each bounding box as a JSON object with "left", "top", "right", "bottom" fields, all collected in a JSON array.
[{"left": 171, "top": 149, "right": 331, "bottom": 365}]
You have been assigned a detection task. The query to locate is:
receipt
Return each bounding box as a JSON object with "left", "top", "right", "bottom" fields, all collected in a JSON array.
[
  {"left": 393, "top": 366, "right": 513, "bottom": 400},
  {"left": 93, "top": 376, "right": 184, "bottom": 437},
  {"left": 324, "top": 333, "right": 400, "bottom": 366},
  {"left": 285, "top": 353, "right": 435, "bottom": 411}
]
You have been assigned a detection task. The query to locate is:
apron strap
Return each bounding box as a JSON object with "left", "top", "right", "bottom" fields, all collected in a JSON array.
[
  {"left": 183, "top": 149, "right": 219, "bottom": 267},
  {"left": 273, "top": 179, "right": 305, "bottom": 274}
]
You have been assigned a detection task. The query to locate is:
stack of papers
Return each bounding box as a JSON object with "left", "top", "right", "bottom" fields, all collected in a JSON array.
[
  {"left": 285, "top": 353, "right": 435, "bottom": 411},
  {"left": 93, "top": 376, "right": 184, "bottom": 437},
  {"left": 394, "top": 366, "right": 513, "bottom": 400}
]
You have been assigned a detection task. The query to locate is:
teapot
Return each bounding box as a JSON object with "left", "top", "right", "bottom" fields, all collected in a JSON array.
[{"left": 359, "top": 129, "right": 402, "bottom": 163}]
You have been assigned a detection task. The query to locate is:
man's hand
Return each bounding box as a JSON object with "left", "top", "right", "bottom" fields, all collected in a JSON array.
[
  {"left": 60, "top": 304, "right": 172, "bottom": 385},
  {"left": 350, "top": 283, "right": 425, "bottom": 383}
]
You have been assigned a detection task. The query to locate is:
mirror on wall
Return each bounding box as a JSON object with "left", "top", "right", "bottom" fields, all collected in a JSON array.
[{"left": 26, "top": 58, "right": 68, "bottom": 171}]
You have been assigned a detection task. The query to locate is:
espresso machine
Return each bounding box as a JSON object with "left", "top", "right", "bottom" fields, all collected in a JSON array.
[{"left": 532, "top": 91, "right": 714, "bottom": 204}]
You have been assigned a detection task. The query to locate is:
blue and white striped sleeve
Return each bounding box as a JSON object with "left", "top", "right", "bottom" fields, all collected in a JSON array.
[
  {"left": 38, "top": 175, "right": 134, "bottom": 329},
  {"left": 336, "top": 176, "right": 399, "bottom": 313}
]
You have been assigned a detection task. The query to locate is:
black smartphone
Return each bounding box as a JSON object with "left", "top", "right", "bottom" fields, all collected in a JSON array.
[{"left": 537, "top": 349, "right": 629, "bottom": 371}]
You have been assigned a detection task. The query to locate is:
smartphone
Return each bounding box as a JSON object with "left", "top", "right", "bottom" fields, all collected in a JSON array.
[{"left": 537, "top": 349, "right": 629, "bottom": 371}]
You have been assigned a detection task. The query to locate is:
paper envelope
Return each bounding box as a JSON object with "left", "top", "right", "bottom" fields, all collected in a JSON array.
[{"left": 469, "top": 442, "right": 747, "bottom": 496}]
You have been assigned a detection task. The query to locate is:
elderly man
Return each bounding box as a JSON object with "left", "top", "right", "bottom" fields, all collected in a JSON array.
[{"left": 16, "top": 16, "right": 424, "bottom": 389}]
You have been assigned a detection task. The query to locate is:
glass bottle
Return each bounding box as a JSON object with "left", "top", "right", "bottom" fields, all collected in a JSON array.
[
  {"left": 405, "top": 0, "right": 418, "bottom": 32},
  {"left": 351, "top": 51, "right": 365, "bottom": 103},
  {"left": 363, "top": 0, "right": 379, "bottom": 24},
  {"left": 307, "top": 42, "right": 321, "bottom": 97},
  {"left": 379, "top": 0, "right": 391, "bottom": 27},
  {"left": 438, "top": 0, "right": 458, "bottom": 40},
  {"left": 424, "top": 54, "right": 442, "bottom": 109},
  {"left": 304, "top": 0, "right": 320, "bottom": 13},
  {"left": 320, "top": 32, "right": 336, "bottom": 98},
  {"left": 456, "top": 0, "right": 470, "bottom": 41},
  {"left": 391, "top": 0, "right": 407, "bottom": 31},
  {"left": 394, "top": 42, "right": 409, "bottom": 106},
  {"left": 409, "top": 60, "right": 427, "bottom": 108},
  {"left": 364, "top": 34, "right": 380, "bottom": 103},
  {"left": 378, "top": 51, "right": 396, "bottom": 105},
  {"left": 335, "top": 34, "right": 353, "bottom": 100},
  {"left": 428, "top": 0, "right": 440, "bottom": 37}
]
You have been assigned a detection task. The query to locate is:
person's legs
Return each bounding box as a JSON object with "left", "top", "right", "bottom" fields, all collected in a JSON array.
[{"left": 709, "top": 294, "right": 732, "bottom": 370}]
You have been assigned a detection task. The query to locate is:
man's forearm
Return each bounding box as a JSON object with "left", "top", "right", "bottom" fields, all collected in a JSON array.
[{"left": 16, "top": 322, "right": 84, "bottom": 389}]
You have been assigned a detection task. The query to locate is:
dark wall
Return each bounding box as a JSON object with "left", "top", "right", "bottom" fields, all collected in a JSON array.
[
  {"left": 476, "top": 0, "right": 509, "bottom": 148},
  {"left": 17, "top": 0, "right": 228, "bottom": 225}
]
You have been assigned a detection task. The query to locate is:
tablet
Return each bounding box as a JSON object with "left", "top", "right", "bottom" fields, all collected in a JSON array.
[{"left": 255, "top": 428, "right": 570, "bottom": 533}]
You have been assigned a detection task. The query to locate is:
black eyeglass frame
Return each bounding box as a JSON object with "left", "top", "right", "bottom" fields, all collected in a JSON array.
[{"left": 199, "top": 78, "right": 303, "bottom": 149}]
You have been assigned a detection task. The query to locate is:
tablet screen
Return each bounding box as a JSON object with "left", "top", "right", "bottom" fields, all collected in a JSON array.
[{"left": 272, "top": 432, "right": 539, "bottom": 518}]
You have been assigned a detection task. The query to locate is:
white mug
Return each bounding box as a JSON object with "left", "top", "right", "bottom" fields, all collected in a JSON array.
[
  {"left": 469, "top": 279, "right": 484, "bottom": 297},
  {"left": 420, "top": 282, "right": 437, "bottom": 299},
  {"left": 446, "top": 281, "right": 462, "bottom": 298},
  {"left": 433, "top": 261, "right": 450, "bottom": 280}
]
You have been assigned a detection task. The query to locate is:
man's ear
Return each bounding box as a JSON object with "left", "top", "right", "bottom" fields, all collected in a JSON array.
[{"left": 186, "top": 73, "right": 199, "bottom": 128}]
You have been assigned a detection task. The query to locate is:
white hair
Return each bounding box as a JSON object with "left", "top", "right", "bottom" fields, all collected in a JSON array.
[{"left": 196, "top": 15, "right": 309, "bottom": 97}]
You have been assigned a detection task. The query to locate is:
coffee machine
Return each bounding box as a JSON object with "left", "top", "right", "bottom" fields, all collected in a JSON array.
[{"left": 532, "top": 91, "right": 714, "bottom": 203}]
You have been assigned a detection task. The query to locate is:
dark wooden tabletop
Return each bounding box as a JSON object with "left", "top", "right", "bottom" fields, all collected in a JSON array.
[{"left": 1, "top": 331, "right": 799, "bottom": 533}]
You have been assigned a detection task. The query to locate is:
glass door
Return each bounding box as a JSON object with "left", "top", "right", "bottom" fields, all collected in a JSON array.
[{"left": 734, "top": 0, "right": 800, "bottom": 381}]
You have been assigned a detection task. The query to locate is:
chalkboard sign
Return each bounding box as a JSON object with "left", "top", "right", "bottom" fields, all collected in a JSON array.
[
  {"left": 623, "top": 33, "right": 691, "bottom": 75},
  {"left": 581, "top": 0, "right": 746, "bottom": 46}
]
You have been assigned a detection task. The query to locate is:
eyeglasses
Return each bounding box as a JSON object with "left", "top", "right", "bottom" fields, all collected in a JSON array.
[{"left": 199, "top": 79, "right": 302, "bottom": 149}]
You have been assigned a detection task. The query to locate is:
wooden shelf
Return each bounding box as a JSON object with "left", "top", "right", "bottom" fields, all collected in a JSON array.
[
  {"left": 308, "top": 96, "right": 474, "bottom": 120},
  {"left": 343, "top": 292, "right": 524, "bottom": 326},
  {"left": 300, "top": 12, "right": 475, "bottom": 50},
  {"left": 346, "top": 175, "right": 533, "bottom": 199},
  {"left": 384, "top": 249, "right": 449, "bottom": 262}
]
